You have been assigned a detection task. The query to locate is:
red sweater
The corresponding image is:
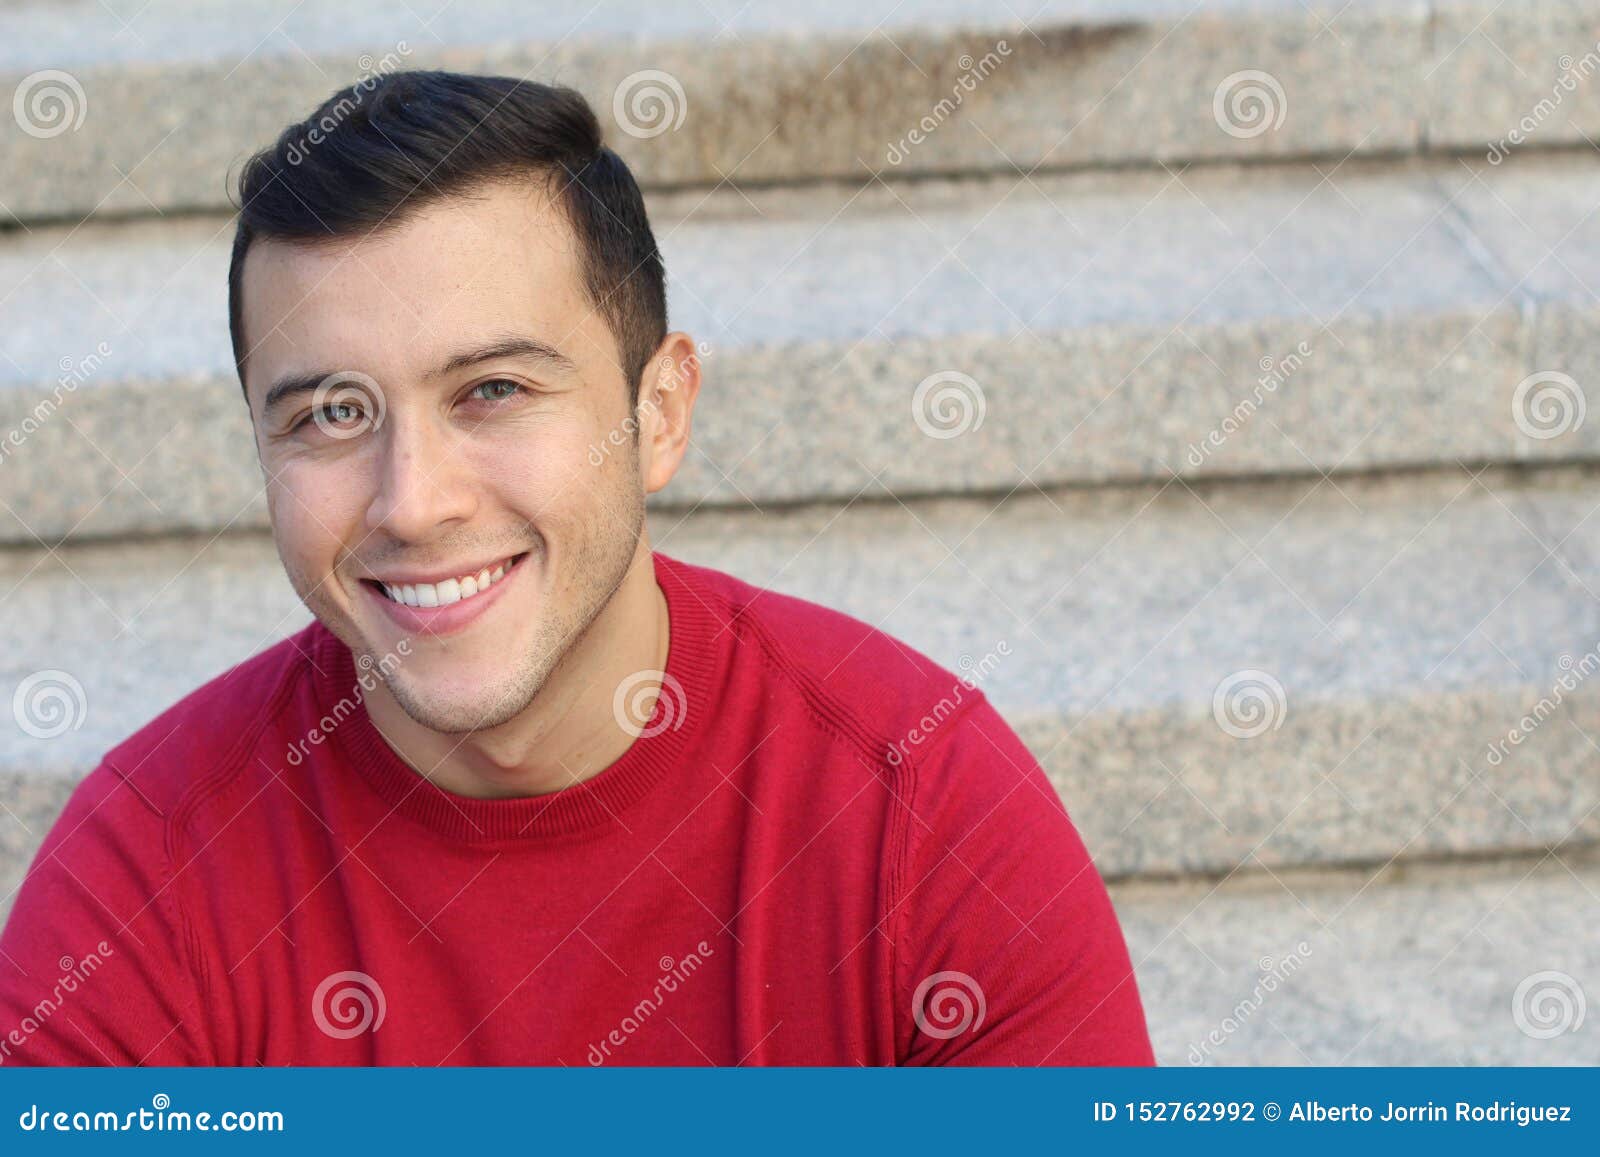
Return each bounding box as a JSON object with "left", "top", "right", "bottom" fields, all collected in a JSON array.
[{"left": 0, "top": 552, "right": 1153, "bottom": 1066}]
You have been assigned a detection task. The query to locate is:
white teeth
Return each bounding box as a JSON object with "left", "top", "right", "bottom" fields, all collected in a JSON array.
[{"left": 379, "top": 556, "right": 517, "bottom": 608}]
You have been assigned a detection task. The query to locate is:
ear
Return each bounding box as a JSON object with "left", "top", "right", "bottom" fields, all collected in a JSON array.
[{"left": 635, "top": 332, "right": 704, "bottom": 496}]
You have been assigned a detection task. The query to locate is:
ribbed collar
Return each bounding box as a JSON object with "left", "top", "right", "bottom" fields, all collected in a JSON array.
[{"left": 313, "top": 551, "right": 724, "bottom": 845}]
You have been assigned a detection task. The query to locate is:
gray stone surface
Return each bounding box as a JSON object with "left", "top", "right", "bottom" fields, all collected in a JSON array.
[
  {"left": 660, "top": 465, "right": 1600, "bottom": 877},
  {"left": 1438, "top": 153, "right": 1600, "bottom": 467},
  {"left": 5, "top": 153, "right": 1594, "bottom": 542},
  {"left": 2, "top": 464, "right": 1599, "bottom": 903},
  {"left": 0, "top": 0, "right": 1424, "bottom": 223},
  {"left": 0, "top": 0, "right": 1397, "bottom": 69},
  {"left": 1443, "top": 152, "right": 1600, "bottom": 303},
  {"left": 1429, "top": 0, "right": 1600, "bottom": 157},
  {"left": 1119, "top": 846, "right": 1600, "bottom": 1064}
]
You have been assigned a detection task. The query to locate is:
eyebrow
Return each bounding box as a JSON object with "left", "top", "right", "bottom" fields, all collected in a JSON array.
[{"left": 259, "top": 335, "right": 578, "bottom": 415}]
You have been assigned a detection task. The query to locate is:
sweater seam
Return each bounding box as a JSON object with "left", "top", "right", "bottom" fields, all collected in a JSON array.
[
  {"left": 711, "top": 587, "right": 995, "bottom": 1063},
  {"left": 887, "top": 693, "right": 995, "bottom": 1062},
  {"left": 724, "top": 600, "right": 899, "bottom": 767},
  {"left": 101, "top": 643, "right": 312, "bottom": 1065}
]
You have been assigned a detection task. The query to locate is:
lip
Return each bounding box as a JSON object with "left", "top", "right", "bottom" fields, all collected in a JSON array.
[
  {"left": 361, "top": 551, "right": 530, "bottom": 638},
  {"left": 369, "top": 552, "right": 522, "bottom": 587}
]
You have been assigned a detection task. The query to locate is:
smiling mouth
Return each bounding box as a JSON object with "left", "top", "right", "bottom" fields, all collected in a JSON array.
[{"left": 364, "top": 551, "right": 530, "bottom": 608}]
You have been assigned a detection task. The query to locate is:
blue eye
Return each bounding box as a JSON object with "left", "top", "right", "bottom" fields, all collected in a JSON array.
[
  {"left": 470, "top": 379, "right": 523, "bottom": 402},
  {"left": 290, "top": 401, "right": 366, "bottom": 434}
]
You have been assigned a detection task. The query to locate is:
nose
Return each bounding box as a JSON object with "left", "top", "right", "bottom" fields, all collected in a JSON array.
[{"left": 364, "top": 411, "right": 478, "bottom": 541}]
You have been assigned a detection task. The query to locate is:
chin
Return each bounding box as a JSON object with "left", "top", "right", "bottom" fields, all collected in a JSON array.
[{"left": 385, "top": 668, "right": 541, "bottom": 736}]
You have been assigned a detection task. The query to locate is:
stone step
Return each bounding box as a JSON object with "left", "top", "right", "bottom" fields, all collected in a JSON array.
[
  {"left": 1118, "top": 846, "right": 1600, "bottom": 1064},
  {"left": 3, "top": 464, "right": 1598, "bottom": 900},
  {"left": 4, "top": 150, "right": 1599, "bottom": 544},
  {"left": 4, "top": 0, "right": 1582, "bottom": 224}
]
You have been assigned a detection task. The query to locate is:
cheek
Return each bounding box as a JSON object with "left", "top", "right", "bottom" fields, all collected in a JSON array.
[
  {"left": 265, "top": 457, "right": 369, "bottom": 567},
  {"left": 473, "top": 413, "right": 612, "bottom": 511}
]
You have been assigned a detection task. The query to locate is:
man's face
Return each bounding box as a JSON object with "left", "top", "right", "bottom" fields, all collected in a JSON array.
[{"left": 239, "top": 179, "right": 649, "bottom": 733}]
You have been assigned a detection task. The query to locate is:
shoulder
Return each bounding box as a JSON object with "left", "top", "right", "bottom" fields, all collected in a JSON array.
[
  {"left": 660, "top": 553, "right": 1016, "bottom": 782},
  {"left": 94, "top": 620, "right": 324, "bottom": 818},
  {"left": 665, "top": 553, "right": 986, "bottom": 725}
]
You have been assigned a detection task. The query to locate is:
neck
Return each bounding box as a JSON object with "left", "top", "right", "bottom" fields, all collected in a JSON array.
[{"left": 365, "top": 543, "right": 671, "bottom": 800}]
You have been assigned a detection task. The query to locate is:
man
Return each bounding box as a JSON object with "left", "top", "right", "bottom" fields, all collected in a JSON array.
[{"left": 0, "top": 71, "right": 1153, "bottom": 1065}]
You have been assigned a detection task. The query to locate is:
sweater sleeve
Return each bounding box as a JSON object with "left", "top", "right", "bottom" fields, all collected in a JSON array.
[
  {"left": 893, "top": 692, "right": 1155, "bottom": 1066},
  {"left": 0, "top": 763, "right": 210, "bottom": 1066}
]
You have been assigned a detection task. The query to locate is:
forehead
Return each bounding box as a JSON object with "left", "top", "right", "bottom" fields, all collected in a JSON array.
[{"left": 238, "top": 179, "right": 600, "bottom": 398}]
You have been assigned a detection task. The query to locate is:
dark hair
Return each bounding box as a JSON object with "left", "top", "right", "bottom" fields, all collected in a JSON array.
[{"left": 227, "top": 70, "right": 667, "bottom": 406}]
